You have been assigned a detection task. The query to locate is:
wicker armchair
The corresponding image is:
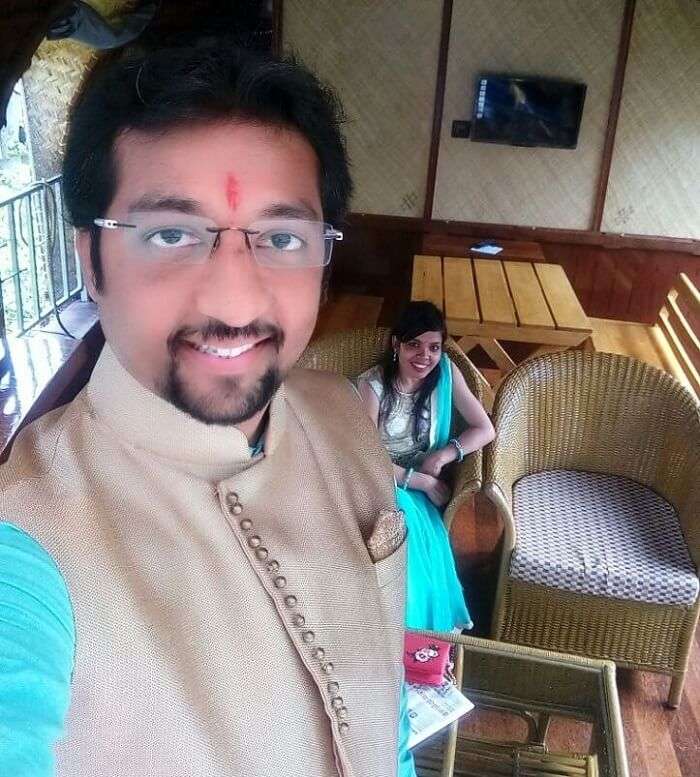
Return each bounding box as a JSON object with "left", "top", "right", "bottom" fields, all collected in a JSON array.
[
  {"left": 485, "top": 350, "right": 700, "bottom": 707},
  {"left": 412, "top": 630, "right": 629, "bottom": 777},
  {"left": 298, "top": 327, "right": 485, "bottom": 533}
]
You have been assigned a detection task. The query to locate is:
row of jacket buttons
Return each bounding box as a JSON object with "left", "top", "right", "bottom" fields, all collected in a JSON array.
[{"left": 227, "top": 491, "right": 349, "bottom": 733}]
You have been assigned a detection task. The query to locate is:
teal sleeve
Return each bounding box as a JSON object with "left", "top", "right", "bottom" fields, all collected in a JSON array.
[{"left": 0, "top": 523, "right": 75, "bottom": 776}]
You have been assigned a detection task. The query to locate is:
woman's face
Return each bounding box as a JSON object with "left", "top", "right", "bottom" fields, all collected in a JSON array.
[{"left": 395, "top": 330, "right": 443, "bottom": 382}]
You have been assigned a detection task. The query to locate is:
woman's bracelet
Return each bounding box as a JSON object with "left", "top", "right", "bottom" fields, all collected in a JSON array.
[
  {"left": 402, "top": 467, "right": 414, "bottom": 489},
  {"left": 449, "top": 438, "right": 465, "bottom": 463}
]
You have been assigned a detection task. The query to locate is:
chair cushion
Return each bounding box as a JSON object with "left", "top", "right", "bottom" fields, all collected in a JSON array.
[{"left": 511, "top": 470, "right": 699, "bottom": 607}]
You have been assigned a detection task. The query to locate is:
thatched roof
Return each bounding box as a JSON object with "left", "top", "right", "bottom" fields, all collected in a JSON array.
[{"left": 1, "top": 1, "right": 273, "bottom": 128}]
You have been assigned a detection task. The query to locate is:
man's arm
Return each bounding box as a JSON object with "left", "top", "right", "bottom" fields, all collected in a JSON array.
[{"left": 0, "top": 523, "right": 75, "bottom": 776}]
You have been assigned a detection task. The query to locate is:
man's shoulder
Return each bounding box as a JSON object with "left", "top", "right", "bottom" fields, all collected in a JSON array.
[
  {"left": 0, "top": 398, "right": 78, "bottom": 491},
  {"left": 285, "top": 366, "right": 359, "bottom": 405},
  {"left": 284, "top": 364, "right": 382, "bottom": 437}
]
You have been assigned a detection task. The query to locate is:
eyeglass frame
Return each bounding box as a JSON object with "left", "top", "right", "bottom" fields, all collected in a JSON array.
[{"left": 92, "top": 216, "right": 344, "bottom": 268}]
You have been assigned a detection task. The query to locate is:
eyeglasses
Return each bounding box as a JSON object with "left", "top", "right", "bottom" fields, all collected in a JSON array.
[{"left": 93, "top": 212, "right": 343, "bottom": 268}]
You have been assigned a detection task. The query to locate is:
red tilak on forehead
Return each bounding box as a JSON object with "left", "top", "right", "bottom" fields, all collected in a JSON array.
[{"left": 225, "top": 173, "right": 240, "bottom": 210}]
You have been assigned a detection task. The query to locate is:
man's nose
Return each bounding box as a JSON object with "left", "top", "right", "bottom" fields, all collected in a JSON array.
[{"left": 193, "top": 229, "right": 272, "bottom": 326}]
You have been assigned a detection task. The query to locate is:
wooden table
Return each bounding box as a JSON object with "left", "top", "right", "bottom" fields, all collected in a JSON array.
[{"left": 411, "top": 254, "right": 593, "bottom": 384}]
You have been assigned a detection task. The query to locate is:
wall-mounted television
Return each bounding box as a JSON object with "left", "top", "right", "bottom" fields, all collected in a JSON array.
[{"left": 471, "top": 74, "right": 587, "bottom": 149}]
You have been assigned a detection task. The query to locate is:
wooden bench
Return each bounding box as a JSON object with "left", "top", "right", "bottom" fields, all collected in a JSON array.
[
  {"left": 655, "top": 273, "right": 700, "bottom": 398},
  {"left": 411, "top": 254, "right": 592, "bottom": 389}
]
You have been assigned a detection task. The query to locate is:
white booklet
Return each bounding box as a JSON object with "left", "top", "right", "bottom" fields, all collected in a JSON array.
[
  {"left": 406, "top": 681, "right": 475, "bottom": 749},
  {"left": 470, "top": 243, "right": 503, "bottom": 255}
]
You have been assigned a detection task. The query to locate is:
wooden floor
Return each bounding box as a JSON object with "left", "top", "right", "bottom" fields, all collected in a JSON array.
[{"left": 315, "top": 292, "right": 700, "bottom": 777}]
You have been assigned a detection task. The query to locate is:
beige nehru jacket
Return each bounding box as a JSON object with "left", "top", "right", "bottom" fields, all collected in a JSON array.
[{"left": 0, "top": 345, "right": 406, "bottom": 777}]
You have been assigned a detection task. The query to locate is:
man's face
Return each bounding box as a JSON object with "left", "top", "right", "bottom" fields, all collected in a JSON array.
[{"left": 79, "top": 122, "right": 324, "bottom": 433}]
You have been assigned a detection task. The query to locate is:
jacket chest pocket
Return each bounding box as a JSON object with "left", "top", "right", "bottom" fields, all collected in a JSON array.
[{"left": 374, "top": 538, "right": 406, "bottom": 590}]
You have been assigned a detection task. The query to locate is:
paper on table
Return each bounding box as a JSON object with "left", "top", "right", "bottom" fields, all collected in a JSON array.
[
  {"left": 470, "top": 244, "right": 503, "bottom": 255},
  {"left": 406, "top": 681, "right": 475, "bottom": 749}
]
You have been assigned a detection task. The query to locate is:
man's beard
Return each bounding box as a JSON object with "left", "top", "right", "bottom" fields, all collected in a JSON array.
[
  {"left": 160, "top": 319, "right": 285, "bottom": 426},
  {"left": 164, "top": 363, "right": 282, "bottom": 426}
]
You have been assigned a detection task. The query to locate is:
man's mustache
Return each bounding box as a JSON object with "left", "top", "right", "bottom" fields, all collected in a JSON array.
[{"left": 168, "top": 319, "right": 285, "bottom": 353}]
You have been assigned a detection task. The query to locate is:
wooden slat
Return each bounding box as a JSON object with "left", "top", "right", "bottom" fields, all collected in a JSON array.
[
  {"left": 659, "top": 306, "right": 700, "bottom": 396},
  {"left": 667, "top": 296, "right": 700, "bottom": 370},
  {"left": 478, "top": 337, "right": 517, "bottom": 374},
  {"left": 456, "top": 335, "right": 480, "bottom": 353},
  {"left": 473, "top": 259, "right": 516, "bottom": 326},
  {"left": 503, "top": 261, "right": 555, "bottom": 329},
  {"left": 444, "top": 256, "right": 479, "bottom": 322},
  {"left": 446, "top": 318, "right": 587, "bottom": 347},
  {"left": 535, "top": 263, "right": 592, "bottom": 333},
  {"left": 675, "top": 273, "right": 700, "bottom": 332},
  {"left": 411, "top": 254, "right": 443, "bottom": 311}
]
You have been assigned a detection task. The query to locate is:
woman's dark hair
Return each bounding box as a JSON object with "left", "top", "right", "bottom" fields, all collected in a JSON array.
[
  {"left": 62, "top": 44, "right": 352, "bottom": 291},
  {"left": 379, "top": 301, "right": 447, "bottom": 438}
]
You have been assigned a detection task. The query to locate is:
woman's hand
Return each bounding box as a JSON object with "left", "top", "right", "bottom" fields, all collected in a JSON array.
[
  {"left": 411, "top": 471, "right": 451, "bottom": 508},
  {"left": 418, "top": 447, "right": 455, "bottom": 478}
]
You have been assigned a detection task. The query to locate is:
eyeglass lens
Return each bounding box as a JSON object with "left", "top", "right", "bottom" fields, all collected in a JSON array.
[{"left": 115, "top": 213, "right": 336, "bottom": 268}]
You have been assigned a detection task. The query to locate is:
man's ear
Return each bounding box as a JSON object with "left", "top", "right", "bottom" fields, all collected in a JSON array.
[{"left": 75, "top": 229, "right": 99, "bottom": 299}]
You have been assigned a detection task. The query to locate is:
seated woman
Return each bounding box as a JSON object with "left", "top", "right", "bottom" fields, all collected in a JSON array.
[{"left": 358, "top": 301, "right": 495, "bottom": 632}]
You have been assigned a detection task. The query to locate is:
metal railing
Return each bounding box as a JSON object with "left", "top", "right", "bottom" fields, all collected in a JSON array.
[{"left": 0, "top": 175, "right": 84, "bottom": 337}]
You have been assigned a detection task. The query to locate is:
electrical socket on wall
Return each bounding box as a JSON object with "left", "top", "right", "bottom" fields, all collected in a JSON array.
[{"left": 451, "top": 120, "right": 471, "bottom": 138}]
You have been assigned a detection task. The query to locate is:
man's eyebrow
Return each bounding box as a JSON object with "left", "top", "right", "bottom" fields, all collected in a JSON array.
[
  {"left": 127, "top": 194, "right": 204, "bottom": 216},
  {"left": 126, "top": 196, "right": 322, "bottom": 222},
  {"left": 258, "top": 201, "right": 321, "bottom": 221}
]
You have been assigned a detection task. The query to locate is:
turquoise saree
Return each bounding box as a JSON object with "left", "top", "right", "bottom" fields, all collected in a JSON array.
[{"left": 395, "top": 355, "right": 472, "bottom": 632}]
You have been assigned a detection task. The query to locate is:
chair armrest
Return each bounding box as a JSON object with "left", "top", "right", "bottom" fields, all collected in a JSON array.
[
  {"left": 482, "top": 364, "right": 533, "bottom": 507},
  {"left": 443, "top": 449, "right": 481, "bottom": 535},
  {"left": 409, "top": 629, "right": 630, "bottom": 777},
  {"left": 672, "top": 467, "right": 700, "bottom": 574},
  {"left": 638, "top": 386, "right": 700, "bottom": 571}
]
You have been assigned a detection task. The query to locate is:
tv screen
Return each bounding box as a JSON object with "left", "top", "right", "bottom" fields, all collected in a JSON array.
[{"left": 471, "top": 74, "right": 587, "bottom": 149}]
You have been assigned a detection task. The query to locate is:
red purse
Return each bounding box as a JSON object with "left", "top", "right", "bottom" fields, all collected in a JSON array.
[{"left": 403, "top": 633, "right": 451, "bottom": 685}]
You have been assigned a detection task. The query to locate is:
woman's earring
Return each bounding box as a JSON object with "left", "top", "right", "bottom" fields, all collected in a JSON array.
[{"left": 393, "top": 350, "right": 398, "bottom": 363}]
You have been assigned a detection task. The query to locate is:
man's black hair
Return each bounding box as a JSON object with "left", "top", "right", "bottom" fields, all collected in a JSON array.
[{"left": 62, "top": 44, "right": 352, "bottom": 290}]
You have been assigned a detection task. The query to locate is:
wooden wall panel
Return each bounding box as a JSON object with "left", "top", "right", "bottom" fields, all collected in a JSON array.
[{"left": 332, "top": 215, "right": 700, "bottom": 324}]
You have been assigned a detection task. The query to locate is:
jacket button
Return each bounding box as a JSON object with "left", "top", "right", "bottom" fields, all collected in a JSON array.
[
  {"left": 239, "top": 519, "right": 253, "bottom": 531},
  {"left": 248, "top": 536, "right": 262, "bottom": 548},
  {"left": 292, "top": 614, "right": 306, "bottom": 627},
  {"left": 331, "top": 696, "right": 344, "bottom": 710},
  {"left": 339, "top": 722, "right": 349, "bottom": 733},
  {"left": 273, "top": 576, "right": 287, "bottom": 589},
  {"left": 284, "top": 595, "right": 297, "bottom": 608},
  {"left": 231, "top": 504, "right": 243, "bottom": 515},
  {"left": 313, "top": 647, "right": 325, "bottom": 660},
  {"left": 327, "top": 681, "right": 339, "bottom": 694},
  {"left": 302, "top": 630, "right": 315, "bottom": 643},
  {"left": 337, "top": 706, "right": 348, "bottom": 720},
  {"left": 267, "top": 560, "right": 280, "bottom": 573},
  {"left": 255, "top": 548, "right": 269, "bottom": 560},
  {"left": 322, "top": 662, "right": 334, "bottom": 674}
]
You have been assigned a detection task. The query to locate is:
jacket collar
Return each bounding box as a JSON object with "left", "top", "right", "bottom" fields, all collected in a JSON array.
[{"left": 86, "top": 344, "right": 285, "bottom": 480}]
